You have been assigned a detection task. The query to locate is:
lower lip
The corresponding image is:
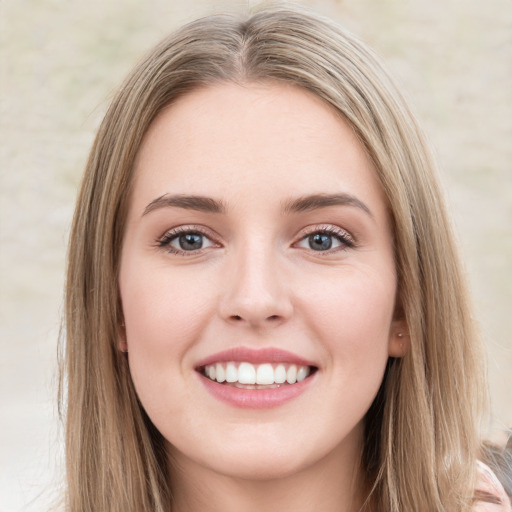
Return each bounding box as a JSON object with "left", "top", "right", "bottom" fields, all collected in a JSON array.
[{"left": 198, "top": 373, "right": 315, "bottom": 409}]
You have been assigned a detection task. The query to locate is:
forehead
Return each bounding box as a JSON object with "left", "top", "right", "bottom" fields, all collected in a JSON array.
[{"left": 130, "top": 82, "right": 387, "bottom": 219}]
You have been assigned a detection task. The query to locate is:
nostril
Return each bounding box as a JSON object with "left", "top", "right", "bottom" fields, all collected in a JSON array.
[{"left": 226, "top": 312, "right": 287, "bottom": 325}]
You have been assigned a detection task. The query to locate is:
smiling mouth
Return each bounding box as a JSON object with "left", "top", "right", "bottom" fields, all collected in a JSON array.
[{"left": 200, "top": 362, "right": 317, "bottom": 388}]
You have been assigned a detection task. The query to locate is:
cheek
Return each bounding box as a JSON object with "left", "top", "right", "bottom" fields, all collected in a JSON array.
[
  {"left": 121, "top": 259, "right": 216, "bottom": 350},
  {"left": 119, "top": 259, "right": 217, "bottom": 412},
  {"left": 298, "top": 265, "right": 396, "bottom": 368},
  {"left": 310, "top": 270, "right": 395, "bottom": 418}
]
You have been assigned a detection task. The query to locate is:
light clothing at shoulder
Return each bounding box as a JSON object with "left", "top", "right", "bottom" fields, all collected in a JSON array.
[{"left": 474, "top": 461, "right": 512, "bottom": 511}]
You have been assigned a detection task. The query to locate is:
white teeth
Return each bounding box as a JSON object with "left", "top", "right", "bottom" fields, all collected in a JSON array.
[
  {"left": 238, "top": 362, "right": 256, "bottom": 384},
  {"left": 225, "top": 362, "right": 237, "bottom": 383},
  {"left": 203, "top": 361, "right": 313, "bottom": 386},
  {"left": 296, "top": 366, "right": 310, "bottom": 382},
  {"left": 286, "top": 365, "right": 297, "bottom": 384},
  {"left": 274, "top": 364, "right": 287, "bottom": 384},
  {"left": 215, "top": 363, "right": 225, "bottom": 383},
  {"left": 256, "top": 363, "right": 274, "bottom": 385}
]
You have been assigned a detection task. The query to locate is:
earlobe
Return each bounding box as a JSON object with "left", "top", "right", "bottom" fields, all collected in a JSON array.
[
  {"left": 388, "top": 321, "right": 409, "bottom": 357},
  {"left": 118, "top": 321, "right": 128, "bottom": 353}
]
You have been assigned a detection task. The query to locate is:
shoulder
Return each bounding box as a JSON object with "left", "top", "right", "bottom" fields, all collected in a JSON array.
[{"left": 473, "top": 461, "right": 512, "bottom": 512}]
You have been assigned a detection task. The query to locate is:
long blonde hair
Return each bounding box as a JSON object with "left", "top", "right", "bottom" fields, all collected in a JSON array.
[{"left": 62, "top": 5, "right": 486, "bottom": 511}]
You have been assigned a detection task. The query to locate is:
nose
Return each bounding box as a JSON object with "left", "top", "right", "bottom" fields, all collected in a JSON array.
[{"left": 219, "top": 247, "right": 293, "bottom": 329}]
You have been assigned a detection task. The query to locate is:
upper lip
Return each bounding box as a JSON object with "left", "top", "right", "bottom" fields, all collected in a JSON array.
[{"left": 195, "top": 347, "right": 316, "bottom": 369}]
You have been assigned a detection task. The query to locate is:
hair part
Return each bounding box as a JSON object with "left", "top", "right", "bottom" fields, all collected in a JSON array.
[{"left": 62, "top": 5, "right": 487, "bottom": 511}]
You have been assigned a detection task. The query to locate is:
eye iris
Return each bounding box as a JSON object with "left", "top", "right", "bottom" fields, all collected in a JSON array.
[
  {"left": 309, "top": 233, "right": 332, "bottom": 251},
  {"left": 179, "top": 233, "right": 203, "bottom": 250}
]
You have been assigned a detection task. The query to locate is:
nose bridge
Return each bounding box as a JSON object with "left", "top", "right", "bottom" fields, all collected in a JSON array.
[{"left": 220, "top": 237, "right": 292, "bottom": 327}]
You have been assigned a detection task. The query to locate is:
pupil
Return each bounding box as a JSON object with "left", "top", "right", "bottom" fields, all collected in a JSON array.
[
  {"left": 179, "top": 233, "right": 203, "bottom": 250},
  {"left": 309, "top": 233, "right": 332, "bottom": 251}
]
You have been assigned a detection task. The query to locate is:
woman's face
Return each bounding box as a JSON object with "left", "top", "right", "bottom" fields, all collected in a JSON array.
[{"left": 119, "top": 82, "right": 405, "bottom": 481}]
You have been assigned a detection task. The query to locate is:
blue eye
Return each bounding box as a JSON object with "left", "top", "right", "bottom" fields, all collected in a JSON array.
[
  {"left": 308, "top": 233, "right": 334, "bottom": 251},
  {"left": 157, "top": 228, "right": 216, "bottom": 254},
  {"left": 296, "top": 228, "right": 354, "bottom": 252},
  {"left": 174, "top": 233, "right": 204, "bottom": 251}
]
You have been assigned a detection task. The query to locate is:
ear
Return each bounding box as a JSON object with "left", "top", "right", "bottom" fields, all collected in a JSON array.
[
  {"left": 118, "top": 320, "right": 128, "bottom": 353},
  {"left": 388, "top": 318, "right": 409, "bottom": 358}
]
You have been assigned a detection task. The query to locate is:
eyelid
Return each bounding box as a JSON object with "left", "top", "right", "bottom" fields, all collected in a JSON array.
[
  {"left": 293, "top": 224, "right": 356, "bottom": 251},
  {"left": 155, "top": 224, "right": 221, "bottom": 255}
]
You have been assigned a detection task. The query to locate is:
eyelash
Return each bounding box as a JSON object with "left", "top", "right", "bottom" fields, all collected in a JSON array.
[
  {"left": 155, "top": 224, "right": 356, "bottom": 256},
  {"left": 294, "top": 225, "right": 356, "bottom": 253},
  {"left": 156, "top": 225, "right": 218, "bottom": 256}
]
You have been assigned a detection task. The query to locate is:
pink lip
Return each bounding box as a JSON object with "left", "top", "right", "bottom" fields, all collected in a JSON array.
[
  {"left": 198, "top": 375, "right": 315, "bottom": 409},
  {"left": 195, "top": 347, "right": 315, "bottom": 368},
  {"left": 195, "top": 347, "right": 317, "bottom": 409}
]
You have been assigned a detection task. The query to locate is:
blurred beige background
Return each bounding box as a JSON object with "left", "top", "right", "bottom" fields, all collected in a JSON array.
[{"left": 1, "top": 0, "right": 511, "bottom": 510}]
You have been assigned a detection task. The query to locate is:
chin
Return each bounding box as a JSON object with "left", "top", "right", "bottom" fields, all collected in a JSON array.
[
  {"left": 205, "top": 448, "right": 314, "bottom": 481},
  {"left": 167, "top": 424, "right": 347, "bottom": 483}
]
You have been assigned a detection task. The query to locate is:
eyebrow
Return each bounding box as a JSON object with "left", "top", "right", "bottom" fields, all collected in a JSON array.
[
  {"left": 143, "top": 194, "right": 226, "bottom": 216},
  {"left": 142, "top": 192, "right": 372, "bottom": 218},
  {"left": 282, "top": 193, "right": 373, "bottom": 217}
]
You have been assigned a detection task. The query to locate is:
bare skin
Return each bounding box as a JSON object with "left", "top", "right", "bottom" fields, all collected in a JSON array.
[{"left": 119, "top": 82, "right": 407, "bottom": 512}]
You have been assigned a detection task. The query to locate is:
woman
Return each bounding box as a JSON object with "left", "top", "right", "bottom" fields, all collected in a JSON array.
[{"left": 62, "top": 5, "right": 510, "bottom": 511}]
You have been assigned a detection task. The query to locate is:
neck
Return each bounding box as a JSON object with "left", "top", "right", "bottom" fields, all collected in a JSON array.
[{"left": 167, "top": 427, "right": 366, "bottom": 512}]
